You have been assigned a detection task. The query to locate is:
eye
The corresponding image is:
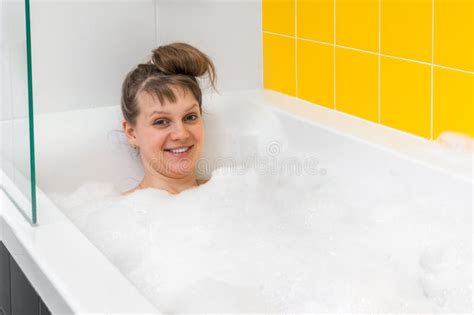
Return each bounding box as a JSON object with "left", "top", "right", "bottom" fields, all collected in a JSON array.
[
  {"left": 153, "top": 118, "right": 169, "bottom": 126},
  {"left": 184, "top": 114, "right": 199, "bottom": 122}
]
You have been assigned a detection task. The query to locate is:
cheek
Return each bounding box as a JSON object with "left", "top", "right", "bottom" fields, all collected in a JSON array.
[
  {"left": 138, "top": 129, "right": 168, "bottom": 152},
  {"left": 193, "top": 123, "right": 204, "bottom": 144}
]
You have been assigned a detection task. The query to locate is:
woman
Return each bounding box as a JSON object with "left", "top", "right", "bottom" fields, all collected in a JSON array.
[{"left": 121, "top": 42, "right": 217, "bottom": 195}]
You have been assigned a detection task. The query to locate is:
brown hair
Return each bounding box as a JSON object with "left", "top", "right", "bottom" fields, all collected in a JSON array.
[{"left": 121, "top": 42, "right": 217, "bottom": 125}]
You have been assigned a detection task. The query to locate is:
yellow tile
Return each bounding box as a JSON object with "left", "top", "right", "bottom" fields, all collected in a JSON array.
[
  {"left": 298, "top": 40, "right": 334, "bottom": 108},
  {"left": 433, "top": 67, "right": 474, "bottom": 138},
  {"left": 380, "top": 56, "right": 431, "bottom": 138},
  {"left": 263, "top": 33, "right": 296, "bottom": 96},
  {"left": 263, "top": 0, "right": 295, "bottom": 36},
  {"left": 336, "top": 0, "right": 379, "bottom": 52},
  {"left": 381, "top": 0, "right": 432, "bottom": 62},
  {"left": 336, "top": 48, "right": 378, "bottom": 122},
  {"left": 434, "top": 0, "right": 474, "bottom": 72},
  {"left": 297, "top": 0, "right": 334, "bottom": 43}
]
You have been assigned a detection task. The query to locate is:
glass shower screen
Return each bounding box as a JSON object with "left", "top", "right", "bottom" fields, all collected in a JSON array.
[{"left": 0, "top": 0, "right": 37, "bottom": 224}]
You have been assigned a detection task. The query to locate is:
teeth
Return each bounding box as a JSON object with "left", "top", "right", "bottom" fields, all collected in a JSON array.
[{"left": 170, "top": 146, "right": 190, "bottom": 154}]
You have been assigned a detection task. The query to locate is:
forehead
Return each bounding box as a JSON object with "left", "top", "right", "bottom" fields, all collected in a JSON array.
[{"left": 136, "top": 86, "right": 198, "bottom": 115}]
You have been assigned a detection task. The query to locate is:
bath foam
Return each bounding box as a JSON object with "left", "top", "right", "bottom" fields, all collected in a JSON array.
[
  {"left": 198, "top": 99, "right": 291, "bottom": 178},
  {"left": 49, "top": 166, "right": 471, "bottom": 313}
]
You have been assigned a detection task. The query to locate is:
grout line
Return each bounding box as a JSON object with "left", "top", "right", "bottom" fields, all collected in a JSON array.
[
  {"left": 263, "top": 30, "right": 295, "bottom": 39},
  {"left": 378, "top": 0, "right": 381, "bottom": 124},
  {"left": 430, "top": 0, "right": 434, "bottom": 140},
  {"left": 262, "top": 30, "right": 474, "bottom": 74},
  {"left": 333, "top": 0, "right": 337, "bottom": 110},
  {"left": 379, "top": 53, "right": 432, "bottom": 66},
  {"left": 295, "top": 0, "right": 298, "bottom": 98},
  {"left": 337, "top": 44, "right": 378, "bottom": 55},
  {"left": 296, "top": 36, "right": 334, "bottom": 47},
  {"left": 432, "top": 63, "right": 473, "bottom": 74}
]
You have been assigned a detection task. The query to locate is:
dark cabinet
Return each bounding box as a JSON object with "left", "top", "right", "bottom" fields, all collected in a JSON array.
[
  {"left": 0, "top": 242, "right": 51, "bottom": 315},
  {"left": 39, "top": 300, "right": 50, "bottom": 315},
  {"left": 0, "top": 242, "right": 11, "bottom": 315},
  {"left": 10, "top": 257, "right": 40, "bottom": 315}
]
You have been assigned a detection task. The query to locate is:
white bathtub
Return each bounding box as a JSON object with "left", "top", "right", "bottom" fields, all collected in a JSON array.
[{"left": 0, "top": 89, "right": 472, "bottom": 312}]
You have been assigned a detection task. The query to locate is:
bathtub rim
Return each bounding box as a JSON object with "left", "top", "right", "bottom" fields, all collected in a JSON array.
[
  {"left": 220, "top": 89, "right": 473, "bottom": 183},
  {"left": 0, "top": 168, "right": 160, "bottom": 314}
]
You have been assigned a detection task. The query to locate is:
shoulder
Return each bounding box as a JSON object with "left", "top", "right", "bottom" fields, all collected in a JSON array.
[
  {"left": 121, "top": 186, "right": 140, "bottom": 196},
  {"left": 197, "top": 179, "right": 210, "bottom": 186}
]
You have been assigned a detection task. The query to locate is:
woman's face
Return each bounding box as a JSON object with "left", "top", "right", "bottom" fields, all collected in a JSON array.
[{"left": 125, "top": 86, "right": 204, "bottom": 179}]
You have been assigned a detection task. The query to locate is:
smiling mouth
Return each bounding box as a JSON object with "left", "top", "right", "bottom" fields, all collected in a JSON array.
[{"left": 164, "top": 145, "right": 194, "bottom": 155}]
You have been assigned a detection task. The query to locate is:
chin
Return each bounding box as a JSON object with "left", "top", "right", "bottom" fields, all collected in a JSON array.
[
  {"left": 167, "top": 164, "right": 196, "bottom": 178},
  {"left": 168, "top": 170, "right": 195, "bottom": 179}
]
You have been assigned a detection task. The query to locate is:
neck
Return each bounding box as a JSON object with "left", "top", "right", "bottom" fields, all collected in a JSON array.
[{"left": 139, "top": 173, "right": 198, "bottom": 195}]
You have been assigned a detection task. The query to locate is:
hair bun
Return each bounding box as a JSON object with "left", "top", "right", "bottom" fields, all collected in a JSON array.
[{"left": 150, "top": 42, "right": 216, "bottom": 89}]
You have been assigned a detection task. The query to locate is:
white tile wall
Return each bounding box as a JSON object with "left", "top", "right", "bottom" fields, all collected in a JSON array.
[
  {"left": 155, "top": 0, "right": 262, "bottom": 92},
  {"left": 29, "top": 0, "right": 156, "bottom": 113},
  {"left": 1, "top": 0, "right": 262, "bottom": 115}
]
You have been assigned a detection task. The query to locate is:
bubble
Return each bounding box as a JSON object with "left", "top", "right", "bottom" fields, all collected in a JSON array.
[{"left": 51, "top": 167, "right": 470, "bottom": 313}]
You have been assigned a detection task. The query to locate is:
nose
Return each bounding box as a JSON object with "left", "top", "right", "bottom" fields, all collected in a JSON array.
[{"left": 169, "top": 121, "right": 190, "bottom": 141}]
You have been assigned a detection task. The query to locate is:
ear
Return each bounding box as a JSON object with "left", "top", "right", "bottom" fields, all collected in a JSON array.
[{"left": 122, "top": 119, "right": 138, "bottom": 147}]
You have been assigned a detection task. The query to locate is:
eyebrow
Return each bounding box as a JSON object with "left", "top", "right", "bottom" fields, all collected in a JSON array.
[{"left": 148, "top": 103, "right": 199, "bottom": 117}]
